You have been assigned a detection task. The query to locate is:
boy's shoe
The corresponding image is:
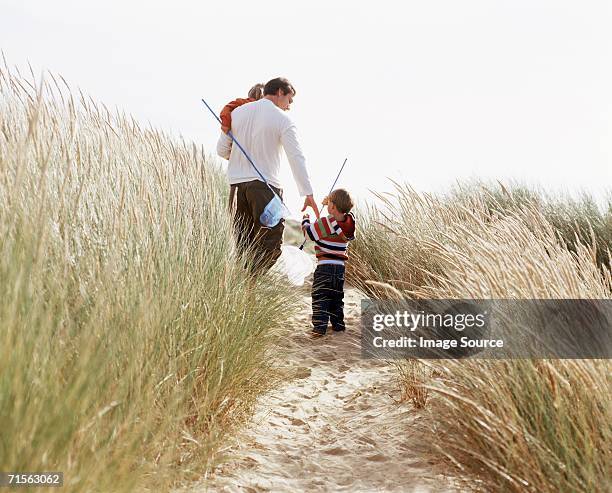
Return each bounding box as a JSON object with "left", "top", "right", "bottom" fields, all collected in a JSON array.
[
  {"left": 311, "top": 327, "right": 326, "bottom": 337},
  {"left": 331, "top": 325, "right": 346, "bottom": 332}
]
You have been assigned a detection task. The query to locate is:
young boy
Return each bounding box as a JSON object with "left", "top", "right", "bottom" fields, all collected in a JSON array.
[{"left": 302, "top": 189, "right": 356, "bottom": 336}]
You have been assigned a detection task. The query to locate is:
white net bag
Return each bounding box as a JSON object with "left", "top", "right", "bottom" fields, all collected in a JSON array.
[{"left": 272, "top": 245, "right": 316, "bottom": 286}]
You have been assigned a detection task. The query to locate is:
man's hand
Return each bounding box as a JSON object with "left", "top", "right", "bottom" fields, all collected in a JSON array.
[
  {"left": 322, "top": 195, "right": 329, "bottom": 207},
  {"left": 301, "top": 195, "right": 320, "bottom": 219}
]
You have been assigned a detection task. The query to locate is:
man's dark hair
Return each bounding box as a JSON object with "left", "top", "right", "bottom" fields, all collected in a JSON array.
[{"left": 263, "top": 77, "right": 296, "bottom": 96}]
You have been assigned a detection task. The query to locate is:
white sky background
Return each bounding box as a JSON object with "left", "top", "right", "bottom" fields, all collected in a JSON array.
[{"left": 2, "top": 0, "right": 611, "bottom": 217}]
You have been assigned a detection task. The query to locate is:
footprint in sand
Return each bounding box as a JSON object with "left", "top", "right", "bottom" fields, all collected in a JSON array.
[
  {"left": 358, "top": 435, "right": 377, "bottom": 446},
  {"left": 294, "top": 367, "right": 312, "bottom": 379},
  {"left": 316, "top": 352, "right": 336, "bottom": 362},
  {"left": 180, "top": 288, "right": 456, "bottom": 493},
  {"left": 366, "top": 453, "right": 388, "bottom": 462},
  {"left": 324, "top": 446, "right": 349, "bottom": 456}
]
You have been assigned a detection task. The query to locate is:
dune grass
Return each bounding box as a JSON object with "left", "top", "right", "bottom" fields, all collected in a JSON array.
[
  {"left": 0, "top": 63, "right": 298, "bottom": 491},
  {"left": 349, "top": 182, "right": 612, "bottom": 492},
  {"left": 448, "top": 180, "right": 612, "bottom": 270}
]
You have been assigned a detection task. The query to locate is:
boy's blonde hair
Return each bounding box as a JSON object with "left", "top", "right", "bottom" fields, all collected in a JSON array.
[{"left": 329, "top": 188, "right": 354, "bottom": 214}]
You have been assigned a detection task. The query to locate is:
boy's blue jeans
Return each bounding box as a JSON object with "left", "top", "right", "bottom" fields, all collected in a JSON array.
[{"left": 312, "top": 264, "right": 346, "bottom": 334}]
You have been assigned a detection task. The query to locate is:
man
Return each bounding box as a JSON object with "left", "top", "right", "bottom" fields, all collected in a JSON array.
[{"left": 217, "top": 77, "right": 320, "bottom": 272}]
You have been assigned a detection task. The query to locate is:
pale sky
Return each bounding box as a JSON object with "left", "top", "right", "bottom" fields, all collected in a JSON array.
[{"left": 2, "top": 0, "right": 611, "bottom": 217}]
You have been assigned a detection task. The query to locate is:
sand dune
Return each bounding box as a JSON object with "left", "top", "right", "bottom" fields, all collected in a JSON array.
[{"left": 185, "top": 287, "right": 455, "bottom": 493}]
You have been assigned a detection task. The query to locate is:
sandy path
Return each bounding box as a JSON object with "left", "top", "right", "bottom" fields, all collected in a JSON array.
[{"left": 187, "top": 287, "right": 455, "bottom": 493}]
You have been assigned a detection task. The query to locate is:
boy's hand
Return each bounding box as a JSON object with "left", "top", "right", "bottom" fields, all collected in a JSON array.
[{"left": 322, "top": 195, "right": 329, "bottom": 206}]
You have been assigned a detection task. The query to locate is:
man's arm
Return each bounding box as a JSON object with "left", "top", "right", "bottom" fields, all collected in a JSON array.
[
  {"left": 280, "top": 122, "right": 314, "bottom": 197},
  {"left": 216, "top": 132, "right": 232, "bottom": 160},
  {"left": 302, "top": 195, "right": 320, "bottom": 218}
]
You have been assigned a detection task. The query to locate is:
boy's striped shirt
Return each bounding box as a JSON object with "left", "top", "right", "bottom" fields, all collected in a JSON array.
[{"left": 301, "top": 214, "right": 356, "bottom": 265}]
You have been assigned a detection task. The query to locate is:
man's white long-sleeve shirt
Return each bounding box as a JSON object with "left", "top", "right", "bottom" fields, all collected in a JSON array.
[{"left": 216, "top": 98, "right": 314, "bottom": 197}]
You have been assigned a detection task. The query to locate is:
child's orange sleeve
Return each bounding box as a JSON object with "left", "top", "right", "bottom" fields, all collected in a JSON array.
[{"left": 220, "top": 97, "right": 255, "bottom": 133}]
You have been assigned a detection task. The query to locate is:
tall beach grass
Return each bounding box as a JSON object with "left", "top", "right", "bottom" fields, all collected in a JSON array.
[
  {"left": 0, "top": 62, "right": 298, "bottom": 491},
  {"left": 349, "top": 182, "right": 612, "bottom": 492}
]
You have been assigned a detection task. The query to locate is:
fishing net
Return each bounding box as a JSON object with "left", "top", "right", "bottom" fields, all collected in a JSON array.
[{"left": 272, "top": 245, "right": 315, "bottom": 286}]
